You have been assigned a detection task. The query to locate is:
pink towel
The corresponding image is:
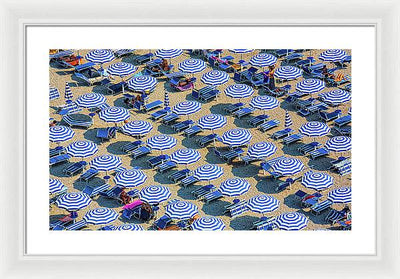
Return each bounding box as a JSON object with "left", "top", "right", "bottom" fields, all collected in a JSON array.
[{"left": 123, "top": 200, "right": 143, "bottom": 210}]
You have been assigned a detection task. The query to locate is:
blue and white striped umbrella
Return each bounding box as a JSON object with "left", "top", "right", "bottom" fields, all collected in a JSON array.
[
  {"left": 121, "top": 120, "right": 153, "bottom": 136},
  {"left": 66, "top": 140, "right": 98, "bottom": 158},
  {"left": 325, "top": 136, "right": 351, "bottom": 152},
  {"left": 170, "top": 149, "right": 201, "bottom": 165},
  {"left": 75, "top": 93, "right": 106, "bottom": 108},
  {"left": 319, "top": 49, "right": 347, "bottom": 62},
  {"left": 276, "top": 212, "right": 308, "bottom": 231},
  {"left": 220, "top": 129, "right": 252, "bottom": 147},
  {"left": 173, "top": 101, "right": 201, "bottom": 116},
  {"left": 116, "top": 224, "right": 144, "bottom": 231},
  {"left": 220, "top": 178, "right": 251, "bottom": 197},
  {"left": 299, "top": 121, "right": 331, "bottom": 137},
  {"left": 302, "top": 172, "right": 334, "bottom": 191},
  {"left": 49, "top": 126, "right": 75, "bottom": 143},
  {"left": 85, "top": 49, "right": 115, "bottom": 64},
  {"left": 229, "top": 49, "right": 254, "bottom": 54},
  {"left": 328, "top": 187, "right": 351, "bottom": 203},
  {"left": 247, "top": 142, "right": 277, "bottom": 159},
  {"left": 155, "top": 49, "right": 183, "bottom": 59},
  {"left": 271, "top": 157, "right": 305, "bottom": 176},
  {"left": 49, "top": 87, "right": 60, "bottom": 100},
  {"left": 165, "top": 201, "right": 199, "bottom": 219},
  {"left": 128, "top": 75, "right": 157, "bottom": 92},
  {"left": 247, "top": 195, "right": 280, "bottom": 214},
  {"left": 107, "top": 62, "right": 137, "bottom": 77},
  {"left": 191, "top": 216, "right": 226, "bottom": 231},
  {"left": 319, "top": 89, "right": 351, "bottom": 105},
  {"left": 65, "top": 82, "right": 73, "bottom": 101},
  {"left": 90, "top": 154, "right": 122, "bottom": 172},
  {"left": 139, "top": 185, "right": 171, "bottom": 204},
  {"left": 285, "top": 110, "right": 293, "bottom": 127},
  {"left": 114, "top": 169, "right": 147, "bottom": 188},
  {"left": 83, "top": 208, "right": 119, "bottom": 225},
  {"left": 250, "top": 96, "right": 280, "bottom": 111},
  {"left": 146, "top": 134, "right": 177, "bottom": 151},
  {"left": 201, "top": 70, "right": 230, "bottom": 86},
  {"left": 99, "top": 106, "right": 130, "bottom": 123},
  {"left": 164, "top": 90, "right": 170, "bottom": 109},
  {"left": 178, "top": 59, "right": 206, "bottom": 74},
  {"left": 49, "top": 178, "right": 65, "bottom": 194},
  {"left": 274, "top": 66, "right": 303, "bottom": 80},
  {"left": 197, "top": 114, "right": 227, "bottom": 130},
  {"left": 296, "top": 79, "right": 325, "bottom": 94},
  {"left": 249, "top": 53, "right": 278, "bottom": 68},
  {"left": 56, "top": 192, "right": 91, "bottom": 211},
  {"left": 193, "top": 164, "right": 224, "bottom": 181},
  {"left": 224, "top": 84, "right": 254, "bottom": 99}
]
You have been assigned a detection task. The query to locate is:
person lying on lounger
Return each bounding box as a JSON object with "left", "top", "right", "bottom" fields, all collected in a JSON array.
[
  {"left": 160, "top": 59, "right": 170, "bottom": 71},
  {"left": 322, "top": 65, "right": 335, "bottom": 79},
  {"left": 119, "top": 190, "right": 131, "bottom": 205},
  {"left": 178, "top": 78, "right": 191, "bottom": 87}
]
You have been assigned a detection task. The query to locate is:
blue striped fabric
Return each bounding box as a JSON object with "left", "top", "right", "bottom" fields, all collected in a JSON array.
[
  {"left": 49, "top": 87, "right": 60, "bottom": 100},
  {"left": 56, "top": 192, "right": 92, "bottom": 211},
  {"left": 285, "top": 110, "right": 293, "bottom": 127},
  {"left": 139, "top": 185, "right": 171, "bottom": 204},
  {"left": 250, "top": 96, "right": 280, "bottom": 110},
  {"left": 83, "top": 208, "right": 119, "bottom": 225},
  {"left": 114, "top": 169, "right": 147, "bottom": 188},
  {"left": 49, "top": 178, "right": 65, "bottom": 194},
  {"left": 319, "top": 89, "right": 351, "bottom": 105},
  {"left": 49, "top": 125, "right": 75, "bottom": 143},
  {"left": 220, "top": 129, "right": 252, "bottom": 147},
  {"left": 146, "top": 134, "right": 177, "bottom": 150},
  {"left": 319, "top": 49, "right": 347, "bottom": 62},
  {"left": 90, "top": 154, "right": 122, "bottom": 171},
  {"left": 107, "top": 62, "right": 137, "bottom": 77},
  {"left": 247, "top": 142, "right": 277, "bottom": 159},
  {"left": 224, "top": 84, "right": 254, "bottom": 99},
  {"left": 116, "top": 224, "right": 144, "bottom": 231},
  {"left": 247, "top": 195, "right": 280, "bottom": 214},
  {"left": 64, "top": 82, "right": 73, "bottom": 101},
  {"left": 197, "top": 114, "right": 227, "bottom": 130},
  {"left": 173, "top": 101, "right": 201, "bottom": 116},
  {"left": 170, "top": 149, "right": 201, "bottom": 165},
  {"left": 219, "top": 178, "right": 251, "bottom": 197},
  {"left": 228, "top": 49, "right": 253, "bottom": 54},
  {"left": 274, "top": 66, "right": 303, "bottom": 80},
  {"left": 99, "top": 106, "right": 130, "bottom": 123},
  {"left": 178, "top": 59, "right": 206, "bottom": 74},
  {"left": 249, "top": 53, "right": 278, "bottom": 68},
  {"left": 296, "top": 79, "right": 325, "bottom": 94},
  {"left": 299, "top": 121, "right": 331, "bottom": 137},
  {"left": 66, "top": 140, "right": 98, "bottom": 158},
  {"left": 127, "top": 75, "right": 157, "bottom": 92},
  {"left": 121, "top": 120, "right": 153, "bottom": 136},
  {"left": 75, "top": 93, "right": 106, "bottom": 108},
  {"left": 85, "top": 49, "right": 115, "bottom": 64},
  {"left": 164, "top": 90, "right": 170, "bottom": 109},
  {"left": 193, "top": 164, "right": 224, "bottom": 181},
  {"left": 191, "top": 216, "right": 226, "bottom": 231},
  {"left": 165, "top": 201, "right": 199, "bottom": 219},
  {"left": 276, "top": 212, "right": 308, "bottom": 231},
  {"left": 301, "top": 172, "right": 333, "bottom": 191},
  {"left": 155, "top": 49, "right": 183, "bottom": 59},
  {"left": 271, "top": 157, "right": 305, "bottom": 176},
  {"left": 325, "top": 136, "right": 351, "bottom": 152},
  {"left": 201, "top": 70, "right": 230, "bottom": 86},
  {"left": 328, "top": 187, "right": 351, "bottom": 203}
]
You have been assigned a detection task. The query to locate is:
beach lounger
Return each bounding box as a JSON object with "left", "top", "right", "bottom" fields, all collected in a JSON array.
[
  {"left": 214, "top": 148, "right": 244, "bottom": 163},
  {"left": 156, "top": 160, "right": 177, "bottom": 173},
  {"left": 282, "top": 133, "right": 304, "bottom": 145},
  {"left": 131, "top": 146, "right": 152, "bottom": 159},
  {"left": 62, "top": 115, "right": 93, "bottom": 129},
  {"left": 232, "top": 107, "right": 255, "bottom": 118},
  {"left": 333, "top": 125, "right": 352, "bottom": 136},
  {"left": 151, "top": 108, "right": 171, "bottom": 120},
  {"left": 63, "top": 161, "right": 87, "bottom": 176},
  {"left": 297, "top": 142, "right": 321, "bottom": 155},
  {"left": 319, "top": 110, "right": 341, "bottom": 122},
  {"left": 172, "top": 120, "right": 194, "bottom": 132},
  {"left": 295, "top": 190, "right": 308, "bottom": 200},
  {"left": 107, "top": 81, "right": 126, "bottom": 95},
  {"left": 338, "top": 219, "right": 352, "bottom": 230},
  {"left": 224, "top": 102, "right": 244, "bottom": 113},
  {"left": 301, "top": 192, "right": 323, "bottom": 207},
  {"left": 334, "top": 115, "right": 351, "bottom": 127},
  {"left": 49, "top": 146, "right": 66, "bottom": 157},
  {"left": 153, "top": 215, "right": 172, "bottom": 230},
  {"left": 168, "top": 169, "right": 191, "bottom": 183},
  {"left": 225, "top": 200, "right": 249, "bottom": 218},
  {"left": 113, "top": 49, "right": 135, "bottom": 57},
  {"left": 326, "top": 74, "right": 351, "bottom": 87},
  {"left": 79, "top": 168, "right": 99, "bottom": 182},
  {"left": 326, "top": 208, "right": 348, "bottom": 224},
  {"left": 96, "top": 127, "right": 117, "bottom": 142},
  {"left": 271, "top": 128, "right": 293, "bottom": 139},
  {"left": 180, "top": 175, "right": 200, "bottom": 187},
  {"left": 64, "top": 219, "right": 87, "bottom": 231},
  {"left": 337, "top": 163, "right": 352, "bottom": 176},
  {"left": 197, "top": 133, "right": 218, "bottom": 147},
  {"left": 311, "top": 200, "right": 333, "bottom": 215},
  {"left": 201, "top": 190, "right": 223, "bottom": 204},
  {"left": 241, "top": 155, "right": 261, "bottom": 165},
  {"left": 162, "top": 113, "right": 179, "bottom": 125},
  {"left": 58, "top": 102, "right": 82, "bottom": 115},
  {"left": 50, "top": 214, "right": 75, "bottom": 230},
  {"left": 148, "top": 154, "right": 170, "bottom": 168},
  {"left": 142, "top": 100, "right": 163, "bottom": 112},
  {"left": 133, "top": 53, "right": 154, "bottom": 64},
  {"left": 263, "top": 85, "right": 290, "bottom": 97},
  {"left": 247, "top": 114, "right": 269, "bottom": 127},
  {"left": 275, "top": 178, "right": 295, "bottom": 192},
  {"left": 191, "top": 185, "right": 216, "bottom": 199},
  {"left": 259, "top": 119, "right": 280, "bottom": 132},
  {"left": 296, "top": 98, "right": 316, "bottom": 110},
  {"left": 252, "top": 216, "right": 277, "bottom": 230},
  {"left": 82, "top": 183, "right": 110, "bottom": 198},
  {"left": 49, "top": 153, "right": 71, "bottom": 166},
  {"left": 183, "top": 125, "right": 202, "bottom": 137},
  {"left": 200, "top": 89, "right": 219, "bottom": 102},
  {"left": 121, "top": 140, "right": 143, "bottom": 153},
  {"left": 309, "top": 148, "right": 330, "bottom": 160},
  {"left": 99, "top": 186, "right": 124, "bottom": 203}
]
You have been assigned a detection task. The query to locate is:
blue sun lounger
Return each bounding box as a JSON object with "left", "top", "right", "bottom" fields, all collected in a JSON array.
[
  {"left": 121, "top": 140, "right": 143, "bottom": 153},
  {"left": 133, "top": 53, "right": 154, "bottom": 64},
  {"left": 113, "top": 49, "right": 135, "bottom": 57},
  {"left": 282, "top": 133, "right": 304, "bottom": 145},
  {"left": 66, "top": 219, "right": 87, "bottom": 231},
  {"left": 131, "top": 145, "right": 152, "bottom": 159},
  {"left": 224, "top": 200, "right": 249, "bottom": 218},
  {"left": 319, "top": 109, "right": 341, "bottom": 122},
  {"left": 247, "top": 114, "right": 269, "bottom": 127},
  {"left": 151, "top": 108, "right": 171, "bottom": 120},
  {"left": 241, "top": 155, "right": 261, "bottom": 165},
  {"left": 200, "top": 89, "right": 219, "bottom": 102},
  {"left": 96, "top": 127, "right": 117, "bottom": 142},
  {"left": 197, "top": 133, "right": 218, "bottom": 147},
  {"left": 309, "top": 147, "right": 330, "bottom": 159},
  {"left": 311, "top": 200, "right": 333, "bottom": 215},
  {"left": 326, "top": 208, "right": 348, "bottom": 224},
  {"left": 183, "top": 125, "right": 202, "bottom": 137},
  {"left": 271, "top": 128, "right": 293, "bottom": 139},
  {"left": 334, "top": 115, "right": 351, "bottom": 127},
  {"left": 297, "top": 142, "right": 321, "bottom": 155},
  {"left": 107, "top": 81, "right": 127, "bottom": 95},
  {"left": 62, "top": 115, "right": 93, "bottom": 129},
  {"left": 58, "top": 102, "right": 82, "bottom": 115},
  {"left": 152, "top": 215, "right": 172, "bottom": 230},
  {"left": 79, "top": 168, "right": 99, "bottom": 182},
  {"left": 301, "top": 192, "right": 323, "bottom": 207},
  {"left": 259, "top": 119, "right": 280, "bottom": 132},
  {"left": 333, "top": 125, "right": 351, "bottom": 136},
  {"left": 275, "top": 178, "right": 295, "bottom": 192},
  {"left": 192, "top": 184, "right": 216, "bottom": 198},
  {"left": 172, "top": 120, "right": 193, "bottom": 132},
  {"left": 233, "top": 107, "right": 255, "bottom": 118},
  {"left": 142, "top": 100, "right": 163, "bottom": 112},
  {"left": 214, "top": 148, "right": 244, "bottom": 163},
  {"left": 82, "top": 183, "right": 110, "bottom": 198},
  {"left": 49, "top": 153, "right": 71, "bottom": 166},
  {"left": 168, "top": 168, "right": 191, "bottom": 183},
  {"left": 162, "top": 113, "right": 179, "bottom": 125},
  {"left": 49, "top": 146, "right": 66, "bottom": 157},
  {"left": 63, "top": 161, "right": 87, "bottom": 176},
  {"left": 156, "top": 160, "right": 177, "bottom": 173},
  {"left": 99, "top": 186, "right": 124, "bottom": 203},
  {"left": 201, "top": 190, "right": 223, "bottom": 204},
  {"left": 223, "top": 102, "right": 245, "bottom": 113},
  {"left": 148, "top": 154, "right": 170, "bottom": 168},
  {"left": 180, "top": 175, "right": 200, "bottom": 187}
]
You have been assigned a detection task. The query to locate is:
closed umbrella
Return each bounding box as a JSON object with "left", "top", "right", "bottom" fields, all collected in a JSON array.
[
  {"left": 64, "top": 82, "right": 73, "bottom": 101},
  {"left": 164, "top": 90, "right": 170, "bottom": 109},
  {"left": 285, "top": 110, "right": 293, "bottom": 127},
  {"left": 49, "top": 87, "right": 60, "bottom": 100}
]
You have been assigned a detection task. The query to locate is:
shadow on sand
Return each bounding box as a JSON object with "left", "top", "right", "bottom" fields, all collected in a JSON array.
[
  {"left": 201, "top": 200, "right": 230, "bottom": 216},
  {"left": 229, "top": 215, "right": 259, "bottom": 230}
]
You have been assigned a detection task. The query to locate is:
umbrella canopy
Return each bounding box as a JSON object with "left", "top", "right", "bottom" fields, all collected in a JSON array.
[
  {"left": 301, "top": 172, "right": 334, "bottom": 191},
  {"left": 114, "top": 169, "right": 147, "bottom": 188},
  {"left": 328, "top": 187, "right": 351, "bottom": 203},
  {"left": 49, "top": 125, "right": 75, "bottom": 143},
  {"left": 178, "top": 59, "right": 206, "bottom": 74},
  {"left": 219, "top": 178, "right": 251, "bottom": 197},
  {"left": 228, "top": 49, "right": 254, "bottom": 54},
  {"left": 319, "top": 49, "right": 347, "bottom": 62},
  {"left": 191, "top": 216, "right": 226, "bottom": 231},
  {"left": 107, "top": 62, "right": 137, "bottom": 77},
  {"left": 139, "top": 185, "right": 171, "bottom": 204},
  {"left": 49, "top": 87, "right": 60, "bottom": 100},
  {"left": 128, "top": 75, "right": 157, "bottom": 92},
  {"left": 250, "top": 96, "right": 280, "bottom": 111},
  {"left": 170, "top": 149, "right": 201, "bottom": 165},
  {"left": 285, "top": 110, "right": 293, "bottom": 127},
  {"left": 299, "top": 121, "right": 331, "bottom": 137},
  {"left": 90, "top": 154, "right": 122, "bottom": 172},
  {"left": 116, "top": 224, "right": 144, "bottom": 231},
  {"left": 121, "top": 120, "right": 153, "bottom": 136},
  {"left": 224, "top": 84, "right": 254, "bottom": 99},
  {"left": 164, "top": 90, "right": 170, "bottom": 109},
  {"left": 65, "top": 82, "right": 73, "bottom": 101},
  {"left": 66, "top": 140, "right": 98, "bottom": 158},
  {"left": 173, "top": 101, "right": 202, "bottom": 116},
  {"left": 274, "top": 66, "right": 303, "bottom": 80},
  {"left": 247, "top": 195, "right": 280, "bottom": 214},
  {"left": 276, "top": 212, "right": 308, "bottom": 231},
  {"left": 55, "top": 192, "right": 91, "bottom": 211},
  {"left": 249, "top": 53, "right": 278, "bottom": 68},
  {"left": 319, "top": 89, "right": 351, "bottom": 105},
  {"left": 197, "top": 114, "right": 227, "bottom": 130},
  {"left": 325, "top": 136, "right": 351, "bottom": 152},
  {"left": 75, "top": 93, "right": 106, "bottom": 108},
  {"left": 146, "top": 134, "right": 177, "bottom": 151},
  {"left": 83, "top": 208, "right": 119, "bottom": 225},
  {"left": 220, "top": 129, "right": 252, "bottom": 147},
  {"left": 193, "top": 164, "right": 224, "bottom": 181},
  {"left": 99, "top": 106, "right": 130, "bottom": 123},
  {"left": 49, "top": 178, "right": 65, "bottom": 194},
  {"left": 271, "top": 157, "right": 305, "bottom": 176},
  {"left": 155, "top": 49, "right": 183, "bottom": 59},
  {"left": 165, "top": 201, "right": 199, "bottom": 219},
  {"left": 201, "top": 70, "right": 230, "bottom": 86},
  {"left": 295, "top": 79, "right": 325, "bottom": 94},
  {"left": 247, "top": 142, "right": 277, "bottom": 159},
  {"left": 85, "top": 49, "right": 115, "bottom": 64}
]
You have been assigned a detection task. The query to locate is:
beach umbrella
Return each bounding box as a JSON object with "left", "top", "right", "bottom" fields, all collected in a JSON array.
[
  {"left": 228, "top": 49, "right": 254, "bottom": 60},
  {"left": 249, "top": 53, "right": 278, "bottom": 71},
  {"left": 49, "top": 178, "right": 65, "bottom": 194},
  {"left": 128, "top": 75, "right": 157, "bottom": 93},
  {"left": 146, "top": 134, "right": 177, "bottom": 152},
  {"left": 224, "top": 84, "right": 254, "bottom": 100},
  {"left": 90, "top": 154, "right": 122, "bottom": 172},
  {"left": 219, "top": 178, "right": 251, "bottom": 197},
  {"left": 271, "top": 157, "right": 305, "bottom": 176},
  {"left": 49, "top": 87, "right": 60, "bottom": 100},
  {"left": 64, "top": 82, "right": 73, "bottom": 101},
  {"left": 295, "top": 79, "right": 325, "bottom": 95},
  {"left": 178, "top": 59, "right": 206, "bottom": 75},
  {"left": 220, "top": 129, "right": 252, "bottom": 147},
  {"left": 107, "top": 62, "right": 137, "bottom": 77},
  {"left": 99, "top": 106, "right": 130, "bottom": 124},
  {"left": 193, "top": 164, "right": 224, "bottom": 182},
  {"left": 55, "top": 192, "right": 91, "bottom": 211},
  {"left": 66, "top": 140, "right": 98, "bottom": 159},
  {"left": 116, "top": 224, "right": 144, "bottom": 231},
  {"left": 276, "top": 212, "right": 308, "bottom": 231},
  {"left": 201, "top": 70, "right": 230, "bottom": 86},
  {"left": 121, "top": 120, "right": 153, "bottom": 137},
  {"left": 319, "top": 89, "right": 351, "bottom": 105},
  {"left": 247, "top": 142, "right": 277, "bottom": 159},
  {"left": 155, "top": 49, "right": 183, "bottom": 63},
  {"left": 325, "top": 136, "right": 351, "bottom": 152},
  {"left": 301, "top": 171, "right": 334, "bottom": 191},
  {"left": 85, "top": 49, "right": 115, "bottom": 66},
  {"left": 173, "top": 101, "right": 202, "bottom": 118},
  {"left": 285, "top": 110, "right": 293, "bottom": 128},
  {"left": 170, "top": 149, "right": 201, "bottom": 165},
  {"left": 319, "top": 49, "right": 347, "bottom": 62},
  {"left": 274, "top": 66, "right": 303, "bottom": 81},
  {"left": 75, "top": 93, "right": 106, "bottom": 108},
  {"left": 191, "top": 216, "right": 226, "bottom": 231},
  {"left": 164, "top": 90, "right": 170, "bottom": 109},
  {"left": 114, "top": 169, "right": 147, "bottom": 188},
  {"left": 249, "top": 96, "right": 280, "bottom": 113},
  {"left": 247, "top": 195, "right": 280, "bottom": 214},
  {"left": 348, "top": 107, "right": 352, "bottom": 115},
  {"left": 165, "top": 201, "right": 198, "bottom": 219},
  {"left": 197, "top": 114, "right": 227, "bottom": 131},
  {"left": 83, "top": 208, "right": 119, "bottom": 225},
  {"left": 139, "top": 185, "right": 171, "bottom": 205},
  {"left": 49, "top": 126, "right": 75, "bottom": 143},
  {"left": 299, "top": 121, "right": 331, "bottom": 137},
  {"left": 328, "top": 187, "right": 351, "bottom": 203}
]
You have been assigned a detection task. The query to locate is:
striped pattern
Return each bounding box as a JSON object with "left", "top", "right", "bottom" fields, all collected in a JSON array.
[
  {"left": 197, "top": 114, "right": 227, "bottom": 130},
  {"left": 319, "top": 49, "right": 347, "bottom": 62},
  {"left": 49, "top": 87, "right": 60, "bottom": 100},
  {"left": 193, "top": 164, "right": 224, "bottom": 181},
  {"left": 247, "top": 142, "right": 277, "bottom": 159},
  {"left": 178, "top": 59, "right": 206, "bottom": 74},
  {"left": 75, "top": 93, "right": 106, "bottom": 108},
  {"left": 139, "top": 185, "right": 172, "bottom": 204},
  {"left": 249, "top": 53, "right": 278, "bottom": 67},
  {"left": 114, "top": 169, "right": 147, "bottom": 188},
  {"left": 49, "top": 125, "right": 75, "bottom": 143},
  {"left": 90, "top": 155, "right": 122, "bottom": 171},
  {"left": 170, "top": 149, "right": 201, "bottom": 165},
  {"left": 146, "top": 134, "right": 177, "bottom": 150},
  {"left": 83, "top": 208, "right": 119, "bottom": 225},
  {"left": 165, "top": 201, "right": 199, "bottom": 219},
  {"left": 219, "top": 178, "right": 251, "bottom": 197},
  {"left": 301, "top": 172, "right": 334, "bottom": 191},
  {"left": 328, "top": 187, "right": 351, "bottom": 203},
  {"left": 155, "top": 49, "right": 183, "bottom": 59},
  {"left": 56, "top": 192, "right": 91, "bottom": 211},
  {"left": 173, "top": 101, "right": 202, "bottom": 116},
  {"left": 274, "top": 66, "right": 303, "bottom": 80},
  {"left": 325, "top": 136, "right": 351, "bottom": 152},
  {"left": 247, "top": 195, "right": 280, "bottom": 214},
  {"left": 319, "top": 89, "right": 351, "bottom": 105},
  {"left": 65, "top": 82, "right": 73, "bottom": 101},
  {"left": 116, "top": 224, "right": 144, "bottom": 231},
  {"left": 276, "top": 212, "right": 308, "bottom": 231},
  {"left": 299, "top": 121, "right": 331, "bottom": 137},
  {"left": 128, "top": 75, "right": 157, "bottom": 92},
  {"left": 121, "top": 120, "right": 153, "bottom": 136},
  {"left": 107, "top": 62, "right": 137, "bottom": 77},
  {"left": 228, "top": 49, "right": 253, "bottom": 54},
  {"left": 220, "top": 129, "right": 252, "bottom": 147},
  {"left": 66, "top": 140, "right": 98, "bottom": 158},
  {"left": 295, "top": 79, "right": 325, "bottom": 94},
  {"left": 271, "top": 157, "right": 305, "bottom": 176},
  {"left": 250, "top": 96, "right": 280, "bottom": 110},
  {"left": 224, "top": 84, "right": 254, "bottom": 99},
  {"left": 285, "top": 110, "right": 293, "bottom": 127},
  {"left": 201, "top": 70, "right": 230, "bottom": 86},
  {"left": 164, "top": 90, "right": 170, "bottom": 109},
  {"left": 85, "top": 49, "right": 114, "bottom": 64},
  {"left": 191, "top": 216, "right": 226, "bottom": 231},
  {"left": 99, "top": 106, "right": 130, "bottom": 123},
  {"left": 49, "top": 178, "right": 65, "bottom": 194}
]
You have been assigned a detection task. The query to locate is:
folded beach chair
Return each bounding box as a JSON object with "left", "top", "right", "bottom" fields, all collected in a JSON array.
[
  {"left": 271, "top": 128, "right": 293, "bottom": 139},
  {"left": 241, "top": 155, "right": 261, "bottom": 165},
  {"left": 319, "top": 110, "right": 341, "bottom": 122},
  {"left": 224, "top": 102, "right": 245, "bottom": 113},
  {"left": 201, "top": 190, "right": 223, "bottom": 204},
  {"left": 259, "top": 119, "right": 280, "bottom": 132},
  {"left": 133, "top": 53, "right": 154, "bottom": 64},
  {"left": 151, "top": 108, "right": 171, "bottom": 120},
  {"left": 191, "top": 184, "right": 216, "bottom": 199},
  {"left": 232, "top": 107, "right": 255, "bottom": 118},
  {"left": 183, "top": 125, "right": 202, "bottom": 137},
  {"left": 49, "top": 153, "right": 71, "bottom": 166},
  {"left": 96, "top": 127, "right": 117, "bottom": 142},
  {"left": 148, "top": 154, "right": 170, "bottom": 168},
  {"left": 49, "top": 146, "right": 66, "bottom": 158},
  {"left": 225, "top": 200, "right": 249, "bottom": 218},
  {"left": 156, "top": 160, "right": 177, "bottom": 173},
  {"left": 197, "top": 133, "right": 218, "bottom": 147},
  {"left": 172, "top": 120, "right": 194, "bottom": 132},
  {"left": 282, "top": 133, "right": 304, "bottom": 145},
  {"left": 297, "top": 142, "right": 321, "bottom": 155},
  {"left": 247, "top": 114, "right": 269, "bottom": 127},
  {"left": 168, "top": 169, "right": 191, "bottom": 183},
  {"left": 82, "top": 183, "right": 110, "bottom": 198},
  {"left": 309, "top": 147, "right": 330, "bottom": 160},
  {"left": 79, "top": 168, "right": 99, "bottom": 182},
  {"left": 121, "top": 140, "right": 143, "bottom": 153},
  {"left": 180, "top": 175, "right": 200, "bottom": 188},
  {"left": 311, "top": 200, "right": 333, "bottom": 215},
  {"left": 334, "top": 115, "right": 351, "bottom": 127},
  {"left": 131, "top": 145, "right": 152, "bottom": 159},
  {"left": 62, "top": 115, "right": 93, "bottom": 129},
  {"left": 162, "top": 113, "right": 180, "bottom": 125},
  {"left": 63, "top": 161, "right": 87, "bottom": 176}
]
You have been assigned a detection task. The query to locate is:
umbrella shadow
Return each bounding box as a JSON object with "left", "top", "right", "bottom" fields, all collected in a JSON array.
[
  {"left": 302, "top": 209, "right": 330, "bottom": 225},
  {"left": 204, "top": 148, "right": 223, "bottom": 164},
  {"left": 94, "top": 196, "right": 122, "bottom": 209},
  {"left": 233, "top": 117, "right": 252, "bottom": 129},
  {"left": 130, "top": 155, "right": 152, "bottom": 170},
  {"left": 255, "top": 178, "right": 281, "bottom": 194},
  {"left": 282, "top": 143, "right": 303, "bottom": 156},
  {"left": 201, "top": 200, "right": 230, "bottom": 216},
  {"left": 153, "top": 172, "right": 173, "bottom": 185},
  {"left": 181, "top": 137, "right": 201, "bottom": 149},
  {"left": 231, "top": 164, "right": 259, "bottom": 179},
  {"left": 307, "top": 157, "right": 332, "bottom": 171},
  {"left": 177, "top": 187, "right": 197, "bottom": 201},
  {"left": 83, "top": 128, "right": 102, "bottom": 144},
  {"left": 229, "top": 215, "right": 259, "bottom": 230},
  {"left": 157, "top": 124, "right": 175, "bottom": 135},
  {"left": 210, "top": 103, "right": 228, "bottom": 115},
  {"left": 121, "top": 56, "right": 136, "bottom": 64},
  {"left": 92, "top": 85, "right": 108, "bottom": 95},
  {"left": 49, "top": 164, "right": 70, "bottom": 178},
  {"left": 107, "top": 141, "right": 130, "bottom": 155},
  {"left": 113, "top": 97, "right": 127, "bottom": 107},
  {"left": 283, "top": 194, "right": 303, "bottom": 210}
]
